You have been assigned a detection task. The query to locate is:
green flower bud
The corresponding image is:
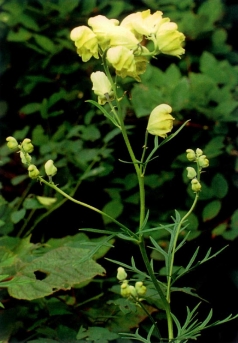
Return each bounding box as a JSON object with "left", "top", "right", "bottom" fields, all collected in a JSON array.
[
  {"left": 20, "top": 151, "right": 31, "bottom": 164},
  {"left": 198, "top": 155, "right": 209, "bottom": 168},
  {"left": 196, "top": 148, "right": 203, "bottom": 157},
  {"left": 186, "top": 149, "right": 196, "bottom": 162},
  {"left": 117, "top": 267, "right": 127, "bottom": 281},
  {"left": 147, "top": 104, "right": 174, "bottom": 138},
  {"left": 6, "top": 136, "right": 19, "bottom": 150},
  {"left": 45, "top": 160, "right": 57, "bottom": 177},
  {"left": 135, "top": 281, "right": 147, "bottom": 296},
  {"left": 121, "top": 280, "right": 130, "bottom": 298},
  {"left": 28, "top": 164, "right": 40, "bottom": 179},
  {"left": 128, "top": 285, "right": 137, "bottom": 298},
  {"left": 186, "top": 167, "right": 197, "bottom": 179},
  {"left": 21, "top": 138, "right": 34, "bottom": 153},
  {"left": 191, "top": 178, "right": 202, "bottom": 192}
]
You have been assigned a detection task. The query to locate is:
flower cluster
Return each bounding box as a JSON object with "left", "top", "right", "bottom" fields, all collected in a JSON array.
[
  {"left": 70, "top": 9, "right": 185, "bottom": 81},
  {"left": 116, "top": 267, "right": 147, "bottom": 300},
  {"left": 6, "top": 136, "right": 57, "bottom": 181},
  {"left": 186, "top": 148, "right": 209, "bottom": 192}
]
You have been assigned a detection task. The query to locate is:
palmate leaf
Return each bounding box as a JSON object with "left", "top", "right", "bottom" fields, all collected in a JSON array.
[{"left": 6, "top": 246, "right": 105, "bottom": 300}]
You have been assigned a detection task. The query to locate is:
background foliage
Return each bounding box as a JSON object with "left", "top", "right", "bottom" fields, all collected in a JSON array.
[{"left": 0, "top": 0, "right": 238, "bottom": 342}]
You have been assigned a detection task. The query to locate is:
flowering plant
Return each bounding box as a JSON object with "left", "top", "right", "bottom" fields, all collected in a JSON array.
[{"left": 5, "top": 9, "right": 237, "bottom": 342}]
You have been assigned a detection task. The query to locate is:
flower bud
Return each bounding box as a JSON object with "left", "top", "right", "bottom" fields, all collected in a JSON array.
[
  {"left": 198, "top": 155, "right": 209, "bottom": 168},
  {"left": 90, "top": 71, "right": 114, "bottom": 105},
  {"left": 147, "top": 104, "right": 174, "bottom": 138},
  {"left": 21, "top": 138, "right": 34, "bottom": 153},
  {"left": 20, "top": 151, "right": 31, "bottom": 164},
  {"left": 128, "top": 285, "right": 137, "bottom": 298},
  {"left": 186, "top": 167, "right": 197, "bottom": 179},
  {"left": 196, "top": 148, "right": 203, "bottom": 157},
  {"left": 191, "top": 178, "right": 202, "bottom": 192},
  {"left": 135, "top": 281, "right": 147, "bottom": 296},
  {"left": 186, "top": 149, "right": 196, "bottom": 162},
  {"left": 6, "top": 136, "right": 19, "bottom": 150},
  {"left": 28, "top": 164, "right": 40, "bottom": 179},
  {"left": 120, "top": 280, "right": 130, "bottom": 298},
  {"left": 45, "top": 160, "right": 57, "bottom": 177},
  {"left": 117, "top": 267, "right": 127, "bottom": 281}
]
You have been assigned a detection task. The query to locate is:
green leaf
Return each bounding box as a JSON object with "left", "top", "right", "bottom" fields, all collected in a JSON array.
[
  {"left": 7, "top": 27, "right": 32, "bottom": 41},
  {"left": 33, "top": 34, "right": 56, "bottom": 53},
  {"left": 102, "top": 200, "right": 123, "bottom": 225},
  {"left": 202, "top": 200, "right": 221, "bottom": 221},
  {"left": 212, "top": 223, "right": 227, "bottom": 237},
  {"left": 19, "top": 102, "right": 41, "bottom": 115},
  {"left": 10, "top": 208, "right": 26, "bottom": 224},
  {"left": 211, "top": 173, "right": 228, "bottom": 199},
  {"left": 7, "top": 247, "right": 105, "bottom": 300}
]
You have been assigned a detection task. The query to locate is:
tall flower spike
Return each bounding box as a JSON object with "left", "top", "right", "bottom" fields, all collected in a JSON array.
[{"left": 147, "top": 104, "right": 174, "bottom": 138}]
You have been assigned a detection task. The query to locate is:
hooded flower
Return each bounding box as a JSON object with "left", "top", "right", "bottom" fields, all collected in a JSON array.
[
  {"left": 155, "top": 21, "right": 185, "bottom": 57},
  {"left": 6, "top": 136, "right": 18, "bottom": 150},
  {"left": 45, "top": 160, "right": 57, "bottom": 177},
  {"left": 88, "top": 15, "right": 119, "bottom": 50},
  {"left": 70, "top": 26, "right": 99, "bottom": 62},
  {"left": 28, "top": 164, "right": 40, "bottom": 179},
  {"left": 90, "top": 71, "right": 114, "bottom": 105},
  {"left": 147, "top": 104, "right": 174, "bottom": 138},
  {"left": 121, "top": 9, "right": 163, "bottom": 39}
]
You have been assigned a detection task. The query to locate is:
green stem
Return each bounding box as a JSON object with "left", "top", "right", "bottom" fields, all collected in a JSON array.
[
  {"left": 139, "top": 239, "right": 174, "bottom": 340},
  {"left": 166, "top": 192, "right": 199, "bottom": 304},
  {"left": 38, "top": 177, "right": 128, "bottom": 231},
  {"left": 22, "top": 144, "right": 108, "bottom": 237}
]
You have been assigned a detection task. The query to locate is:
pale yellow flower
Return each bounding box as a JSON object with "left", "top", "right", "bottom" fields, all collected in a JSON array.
[
  {"left": 147, "top": 104, "right": 174, "bottom": 138},
  {"left": 90, "top": 71, "right": 114, "bottom": 105},
  {"left": 121, "top": 9, "right": 163, "bottom": 38},
  {"left": 70, "top": 26, "right": 99, "bottom": 62},
  {"left": 45, "top": 160, "right": 57, "bottom": 177},
  {"left": 6, "top": 136, "right": 18, "bottom": 150},
  {"left": 88, "top": 15, "right": 119, "bottom": 50},
  {"left": 156, "top": 21, "right": 185, "bottom": 57},
  {"left": 28, "top": 164, "right": 40, "bottom": 179},
  {"left": 107, "top": 46, "right": 136, "bottom": 78}
]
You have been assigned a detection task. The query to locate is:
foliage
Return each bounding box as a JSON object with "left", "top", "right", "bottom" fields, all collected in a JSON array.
[{"left": 0, "top": 0, "right": 238, "bottom": 342}]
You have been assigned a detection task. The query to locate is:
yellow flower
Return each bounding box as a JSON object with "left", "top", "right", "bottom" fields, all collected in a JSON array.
[
  {"left": 90, "top": 71, "right": 114, "bottom": 105},
  {"left": 121, "top": 9, "right": 163, "bottom": 38},
  {"left": 186, "top": 167, "right": 197, "bottom": 179},
  {"left": 45, "top": 160, "right": 57, "bottom": 177},
  {"left": 156, "top": 21, "right": 185, "bottom": 57},
  {"left": 88, "top": 15, "right": 119, "bottom": 50},
  {"left": 147, "top": 104, "right": 174, "bottom": 138},
  {"left": 70, "top": 26, "right": 99, "bottom": 62},
  {"left": 107, "top": 46, "right": 135, "bottom": 77},
  {"left": 28, "top": 164, "right": 40, "bottom": 179},
  {"left": 186, "top": 149, "right": 196, "bottom": 162},
  {"left": 6, "top": 136, "right": 18, "bottom": 150},
  {"left": 191, "top": 178, "right": 202, "bottom": 192},
  {"left": 21, "top": 138, "right": 34, "bottom": 153},
  {"left": 117, "top": 267, "right": 127, "bottom": 281}
]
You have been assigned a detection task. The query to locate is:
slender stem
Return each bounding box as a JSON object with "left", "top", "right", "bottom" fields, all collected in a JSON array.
[
  {"left": 38, "top": 177, "right": 129, "bottom": 232},
  {"left": 139, "top": 240, "right": 174, "bottom": 340},
  {"left": 22, "top": 144, "right": 108, "bottom": 237},
  {"left": 166, "top": 193, "right": 199, "bottom": 304}
]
